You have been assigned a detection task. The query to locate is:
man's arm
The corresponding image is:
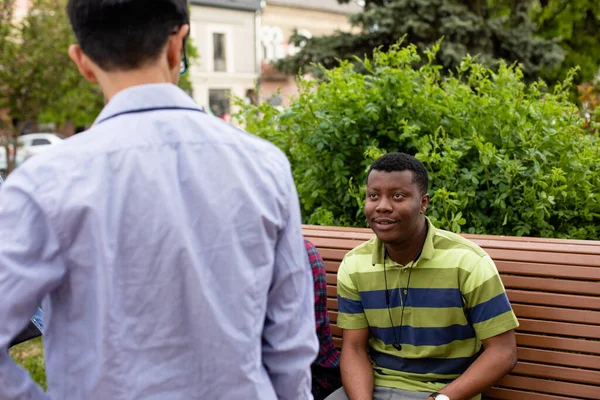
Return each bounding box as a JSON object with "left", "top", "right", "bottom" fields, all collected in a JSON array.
[
  {"left": 261, "top": 169, "right": 318, "bottom": 399},
  {"left": 430, "top": 330, "right": 517, "bottom": 400},
  {"left": 305, "top": 240, "right": 327, "bottom": 336},
  {"left": 0, "top": 179, "right": 66, "bottom": 400},
  {"left": 336, "top": 254, "right": 372, "bottom": 399},
  {"left": 340, "top": 328, "right": 373, "bottom": 400},
  {"left": 433, "top": 255, "right": 519, "bottom": 399}
]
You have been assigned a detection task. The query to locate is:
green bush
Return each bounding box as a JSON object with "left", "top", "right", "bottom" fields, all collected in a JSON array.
[{"left": 235, "top": 42, "right": 600, "bottom": 239}]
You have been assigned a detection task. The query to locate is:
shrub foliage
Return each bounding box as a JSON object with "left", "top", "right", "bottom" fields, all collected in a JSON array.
[{"left": 235, "top": 42, "right": 600, "bottom": 239}]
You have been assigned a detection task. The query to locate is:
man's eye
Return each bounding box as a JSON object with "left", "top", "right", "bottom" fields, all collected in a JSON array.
[
  {"left": 368, "top": 193, "right": 378, "bottom": 199},
  {"left": 394, "top": 194, "right": 404, "bottom": 199}
]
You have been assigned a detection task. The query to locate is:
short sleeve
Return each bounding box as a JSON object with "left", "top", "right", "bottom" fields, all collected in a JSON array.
[
  {"left": 336, "top": 256, "right": 368, "bottom": 330},
  {"left": 462, "top": 256, "right": 519, "bottom": 340}
]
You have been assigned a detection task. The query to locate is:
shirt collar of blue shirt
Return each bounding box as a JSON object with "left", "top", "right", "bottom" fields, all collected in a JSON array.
[{"left": 94, "top": 83, "right": 204, "bottom": 126}]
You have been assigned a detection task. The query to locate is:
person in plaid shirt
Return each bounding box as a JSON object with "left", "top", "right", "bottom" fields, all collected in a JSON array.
[{"left": 305, "top": 239, "right": 343, "bottom": 399}]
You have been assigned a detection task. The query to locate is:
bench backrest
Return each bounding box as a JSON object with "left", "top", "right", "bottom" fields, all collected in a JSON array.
[{"left": 302, "top": 225, "right": 600, "bottom": 400}]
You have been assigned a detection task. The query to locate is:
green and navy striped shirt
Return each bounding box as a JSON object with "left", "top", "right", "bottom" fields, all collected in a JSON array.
[{"left": 337, "top": 218, "right": 519, "bottom": 398}]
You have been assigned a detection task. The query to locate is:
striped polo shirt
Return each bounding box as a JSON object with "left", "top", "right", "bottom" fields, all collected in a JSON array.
[{"left": 337, "top": 218, "right": 519, "bottom": 398}]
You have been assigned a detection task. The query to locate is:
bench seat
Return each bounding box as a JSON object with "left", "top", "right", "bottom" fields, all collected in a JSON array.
[{"left": 303, "top": 225, "right": 600, "bottom": 400}]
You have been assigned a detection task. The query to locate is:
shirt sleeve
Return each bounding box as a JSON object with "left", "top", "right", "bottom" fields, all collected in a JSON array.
[
  {"left": 336, "top": 256, "right": 368, "bottom": 330},
  {"left": 462, "top": 255, "right": 519, "bottom": 340},
  {"left": 0, "top": 177, "right": 65, "bottom": 400},
  {"left": 261, "top": 167, "right": 318, "bottom": 400},
  {"left": 305, "top": 240, "right": 327, "bottom": 337}
]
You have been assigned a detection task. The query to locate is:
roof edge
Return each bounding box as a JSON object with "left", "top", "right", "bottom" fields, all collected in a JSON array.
[{"left": 189, "top": 0, "right": 262, "bottom": 12}]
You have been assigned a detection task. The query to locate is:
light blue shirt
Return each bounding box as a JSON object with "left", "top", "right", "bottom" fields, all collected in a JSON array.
[{"left": 0, "top": 84, "right": 318, "bottom": 399}]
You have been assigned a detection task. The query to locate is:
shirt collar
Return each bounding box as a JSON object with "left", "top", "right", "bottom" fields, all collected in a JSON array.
[
  {"left": 371, "top": 217, "right": 436, "bottom": 266},
  {"left": 94, "top": 83, "right": 202, "bottom": 125}
]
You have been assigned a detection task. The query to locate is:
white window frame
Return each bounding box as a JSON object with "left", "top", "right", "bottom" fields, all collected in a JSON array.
[{"left": 207, "top": 24, "right": 235, "bottom": 73}]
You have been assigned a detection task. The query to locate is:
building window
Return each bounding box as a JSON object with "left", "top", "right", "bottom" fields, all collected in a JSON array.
[
  {"left": 209, "top": 89, "right": 231, "bottom": 120},
  {"left": 260, "top": 26, "right": 284, "bottom": 62},
  {"left": 213, "top": 33, "right": 227, "bottom": 72}
]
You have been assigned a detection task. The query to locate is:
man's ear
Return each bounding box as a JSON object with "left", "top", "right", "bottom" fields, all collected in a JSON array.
[
  {"left": 420, "top": 193, "right": 430, "bottom": 214},
  {"left": 166, "top": 24, "right": 190, "bottom": 71},
  {"left": 68, "top": 44, "right": 98, "bottom": 83}
]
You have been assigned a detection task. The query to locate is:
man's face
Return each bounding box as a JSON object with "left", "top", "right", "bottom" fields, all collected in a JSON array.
[{"left": 364, "top": 169, "right": 429, "bottom": 245}]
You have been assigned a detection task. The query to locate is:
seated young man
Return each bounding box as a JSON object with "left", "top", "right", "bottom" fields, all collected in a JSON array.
[{"left": 327, "top": 153, "right": 519, "bottom": 400}]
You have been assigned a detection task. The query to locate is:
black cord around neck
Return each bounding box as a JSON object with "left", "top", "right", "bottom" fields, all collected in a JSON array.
[
  {"left": 383, "top": 248, "right": 419, "bottom": 351},
  {"left": 383, "top": 223, "right": 428, "bottom": 351}
]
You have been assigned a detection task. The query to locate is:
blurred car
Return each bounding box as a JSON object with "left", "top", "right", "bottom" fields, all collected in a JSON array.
[
  {"left": 19, "top": 133, "right": 64, "bottom": 160},
  {"left": 0, "top": 133, "right": 64, "bottom": 177}
]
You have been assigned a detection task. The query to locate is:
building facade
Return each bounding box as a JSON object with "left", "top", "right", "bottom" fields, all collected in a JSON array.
[
  {"left": 260, "top": 0, "right": 362, "bottom": 106},
  {"left": 189, "top": 0, "right": 262, "bottom": 120}
]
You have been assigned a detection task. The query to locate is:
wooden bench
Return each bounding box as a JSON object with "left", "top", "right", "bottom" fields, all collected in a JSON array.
[{"left": 302, "top": 224, "right": 600, "bottom": 400}]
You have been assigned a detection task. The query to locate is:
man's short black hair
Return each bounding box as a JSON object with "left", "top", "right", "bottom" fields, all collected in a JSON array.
[
  {"left": 67, "top": 0, "right": 189, "bottom": 71},
  {"left": 367, "top": 152, "right": 429, "bottom": 194}
]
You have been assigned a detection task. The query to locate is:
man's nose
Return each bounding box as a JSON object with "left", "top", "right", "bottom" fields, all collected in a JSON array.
[{"left": 375, "top": 197, "right": 392, "bottom": 213}]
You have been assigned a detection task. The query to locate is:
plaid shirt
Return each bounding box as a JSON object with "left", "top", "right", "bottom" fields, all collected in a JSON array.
[{"left": 305, "top": 239, "right": 340, "bottom": 369}]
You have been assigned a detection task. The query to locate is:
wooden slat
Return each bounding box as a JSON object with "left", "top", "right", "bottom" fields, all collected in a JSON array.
[
  {"left": 322, "top": 260, "right": 600, "bottom": 282},
  {"left": 304, "top": 224, "right": 600, "bottom": 247},
  {"left": 328, "top": 319, "right": 600, "bottom": 353},
  {"left": 306, "top": 236, "right": 366, "bottom": 250},
  {"left": 516, "top": 333, "right": 600, "bottom": 355},
  {"left": 318, "top": 248, "right": 349, "bottom": 262},
  {"left": 324, "top": 280, "right": 600, "bottom": 313},
  {"left": 486, "top": 248, "right": 600, "bottom": 268},
  {"left": 331, "top": 325, "right": 342, "bottom": 337},
  {"left": 472, "top": 239, "right": 600, "bottom": 255},
  {"left": 327, "top": 298, "right": 338, "bottom": 310},
  {"left": 466, "top": 234, "right": 600, "bottom": 246},
  {"left": 324, "top": 261, "right": 341, "bottom": 273},
  {"left": 303, "top": 225, "right": 370, "bottom": 233},
  {"left": 497, "top": 375, "right": 599, "bottom": 399},
  {"left": 333, "top": 337, "right": 342, "bottom": 348},
  {"left": 303, "top": 227, "right": 373, "bottom": 241},
  {"left": 517, "top": 348, "right": 600, "bottom": 370},
  {"left": 496, "top": 375, "right": 598, "bottom": 400},
  {"left": 511, "top": 362, "right": 600, "bottom": 386},
  {"left": 518, "top": 318, "right": 600, "bottom": 339},
  {"left": 496, "top": 260, "right": 600, "bottom": 280},
  {"left": 500, "top": 275, "right": 600, "bottom": 296},
  {"left": 484, "top": 387, "right": 577, "bottom": 400},
  {"left": 327, "top": 285, "right": 337, "bottom": 298},
  {"left": 326, "top": 290, "right": 600, "bottom": 324},
  {"left": 326, "top": 322, "right": 600, "bottom": 361},
  {"left": 507, "top": 290, "right": 600, "bottom": 311},
  {"left": 511, "top": 304, "right": 600, "bottom": 325},
  {"left": 326, "top": 273, "right": 337, "bottom": 285},
  {"left": 330, "top": 311, "right": 338, "bottom": 323}
]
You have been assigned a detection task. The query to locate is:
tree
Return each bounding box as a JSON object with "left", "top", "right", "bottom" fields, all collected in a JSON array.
[
  {"left": 277, "top": 0, "right": 565, "bottom": 82},
  {"left": 0, "top": 0, "right": 200, "bottom": 175},
  {"left": 38, "top": 37, "right": 199, "bottom": 129},
  {"left": 0, "top": 0, "right": 100, "bottom": 174},
  {"left": 533, "top": 0, "right": 600, "bottom": 85}
]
